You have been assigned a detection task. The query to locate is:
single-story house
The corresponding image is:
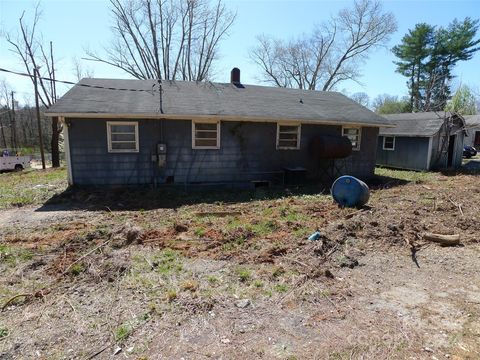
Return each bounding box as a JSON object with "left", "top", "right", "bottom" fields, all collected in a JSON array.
[
  {"left": 45, "top": 69, "right": 391, "bottom": 187},
  {"left": 463, "top": 115, "right": 480, "bottom": 148},
  {"left": 377, "top": 112, "right": 466, "bottom": 171}
]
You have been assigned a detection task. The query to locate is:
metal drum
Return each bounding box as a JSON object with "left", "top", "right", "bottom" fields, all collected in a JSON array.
[{"left": 331, "top": 175, "right": 370, "bottom": 208}]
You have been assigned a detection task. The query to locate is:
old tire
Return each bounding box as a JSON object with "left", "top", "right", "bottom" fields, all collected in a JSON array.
[{"left": 14, "top": 164, "right": 23, "bottom": 171}]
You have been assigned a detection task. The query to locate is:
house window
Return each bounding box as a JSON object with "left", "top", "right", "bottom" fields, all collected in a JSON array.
[
  {"left": 192, "top": 120, "right": 220, "bottom": 149},
  {"left": 107, "top": 121, "right": 139, "bottom": 152},
  {"left": 277, "top": 124, "right": 301, "bottom": 150},
  {"left": 342, "top": 126, "right": 361, "bottom": 151},
  {"left": 383, "top": 136, "right": 395, "bottom": 151}
]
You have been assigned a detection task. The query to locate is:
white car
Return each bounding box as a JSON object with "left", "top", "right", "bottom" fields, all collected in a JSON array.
[{"left": 0, "top": 151, "right": 31, "bottom": 171}]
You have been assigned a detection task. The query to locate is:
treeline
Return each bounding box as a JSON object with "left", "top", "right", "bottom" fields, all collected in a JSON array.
[{"left": 0, "top": 105, "right": 54, "bottom": 154}]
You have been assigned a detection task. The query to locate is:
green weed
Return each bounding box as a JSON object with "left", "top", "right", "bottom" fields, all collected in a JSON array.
[
  {"left": 115, "top": 324, "right": 131, "bottom": 342},
  {"left": 235, "top": 267, "right": 251, "bottom": 282},
  {"left": 207, "top": 275, "right": 219, "bottom": 284},
  {"left": 69, "top": 263, "right": 84, "bottom": 276},
  {"left": 253, "top": 280, "right": 264, "bottom": 288},
  {"left": 274, "top": 284, "right": 289, "bottom": 293},
  {"left": 194, "top": 227, "right": 206, "bottom": 237}
]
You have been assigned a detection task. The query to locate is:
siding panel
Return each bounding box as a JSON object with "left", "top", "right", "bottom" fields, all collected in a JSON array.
[
  {"left": 68, "top": 118, "right": 379, "bottom": 185},
  {"left": 376, "top": 136, "right": 430, "bottom": 171}
]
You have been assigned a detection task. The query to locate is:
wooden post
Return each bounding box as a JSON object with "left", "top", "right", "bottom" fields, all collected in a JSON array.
[{"left": 34, "top": 67, "right": 46, "bottom": 169}]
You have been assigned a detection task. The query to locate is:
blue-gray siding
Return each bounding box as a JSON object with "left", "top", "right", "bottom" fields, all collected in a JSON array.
[
  {"left": 376, "top": 136, "right": 430, "bottom": 171},
  {"left": 67, "top": 118, "right": 379, "bottom": 186},
  {"left": 377, "top": 132, "right": 464, "bottom": 171}
]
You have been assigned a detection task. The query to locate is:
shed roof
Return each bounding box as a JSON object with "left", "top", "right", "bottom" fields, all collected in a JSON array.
[
  {"left": 379, "top": 112, "right": 462, "bottom": 137},
  {"left": 46, "top": 78, "right": 390, "bottom": 127},
  {"left": 464, "top": 114, "right": 480, "bottom": 127}
]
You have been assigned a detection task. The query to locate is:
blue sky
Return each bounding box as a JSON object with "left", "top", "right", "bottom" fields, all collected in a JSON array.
[{"left": 1, "top": 0, "right": 479, "bottom": 105}]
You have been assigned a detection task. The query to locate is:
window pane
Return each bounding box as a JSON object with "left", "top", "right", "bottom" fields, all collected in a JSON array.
[
  {"left": 193, "top": 122, "right": 218, "bottom": 148},
  {"left": 111, "top": 125, "right": 135, "bottom": 133},
  {"left": 279, "top": 140, "right": 298, "bottom": 147},
  {"left": 195, "top": 131, "right": 217, "bottom": 139},
  {"left": 279, "top": 133, "right": 298, "bottom": 140},
  {"left": 278, "top": 125, "right": 299, "bottom": 148},
  {"left": 384, "top": 137, "right": 394, "bottom": 149},
  {"left": 111, "top": 142, "right": 137, "bottom": 150},
  {"left": 343, "top": 128, "right": 359, "bottom": 136},
  {"left": 111, "top": 133, "right": 135, "bottom": 142},
  {"left": 279, "top": 126, "right": 299, "bottom": 133},
  {"left": 195, "top": 139, "right": 217, "bottom": 147},
  {"left": 195, "top": 123, "right": 217, "bottom": 131}
]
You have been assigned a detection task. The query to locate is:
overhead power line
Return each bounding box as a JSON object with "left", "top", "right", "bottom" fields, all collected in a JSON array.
[{"left": 0, "top": 67, "right": 158, "bottom": 93}]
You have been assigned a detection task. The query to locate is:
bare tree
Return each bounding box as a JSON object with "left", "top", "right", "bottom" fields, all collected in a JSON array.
[
  {"left": 4, "top": 4, "right": 62, "bottom": 167},
  {"left": 0, "top": 79, "right": 12, "bottom": 149},
  {"left": 72, "top": 57, "right": 95, "bottom": 81},
  {"left": 251, "top": 0, "right": 397, "bottom": 91},
  {"left": 350, "top": 92, "right": 370, "bottom": 108},
  {"left": 85, "top": 0, "right": 236, "bottom": 81}
]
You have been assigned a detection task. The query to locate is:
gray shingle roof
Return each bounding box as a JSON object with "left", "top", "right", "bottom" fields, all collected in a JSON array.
[
  {"left": 464, "top": 114, "right": 480, "bottom": 127},
  {"left": 379, "top": 112, "right": 455, "bottom": 137},
  {"left": 46, "top": 78, "right": 390, "bottom": 127}
]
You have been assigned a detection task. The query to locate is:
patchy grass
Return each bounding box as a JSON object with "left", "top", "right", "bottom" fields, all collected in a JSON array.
[
  {"left": 0, "top": 245, "right": 34, "bottom": 266},
  {"left": 0, "top": 167, "right": 67, "bottom": 209},
  {"left": 115, "top": 312, "right": 152, "bottom": 343},
  {"left": 375, "top": 167, "right": 434, "bottom": 183}
]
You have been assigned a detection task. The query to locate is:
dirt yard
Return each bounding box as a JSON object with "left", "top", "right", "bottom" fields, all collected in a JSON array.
[{"left": 0, "top": 167, "right": 479, "bottom": 359}]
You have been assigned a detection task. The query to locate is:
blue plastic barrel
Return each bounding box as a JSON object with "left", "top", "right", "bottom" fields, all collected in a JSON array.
[{"left": 331, "top": 175, "right": 370, "bottom": 208}]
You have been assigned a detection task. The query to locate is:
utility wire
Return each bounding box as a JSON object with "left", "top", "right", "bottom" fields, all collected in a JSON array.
[{"left": 0, "top": 67, "right": 157, "bottom": 93}]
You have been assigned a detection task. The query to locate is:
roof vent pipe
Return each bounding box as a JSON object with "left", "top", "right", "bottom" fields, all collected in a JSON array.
[{"left": 231, "top": 68, "right": 240, "bottom": 84}]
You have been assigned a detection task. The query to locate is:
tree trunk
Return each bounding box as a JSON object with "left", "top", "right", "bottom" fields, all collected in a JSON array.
[
  {"left": 51, "top": 116, "right": 60, "bottom": 168},
  {"left": 0, "top": 116, "right": 7, "bottom": 148}
]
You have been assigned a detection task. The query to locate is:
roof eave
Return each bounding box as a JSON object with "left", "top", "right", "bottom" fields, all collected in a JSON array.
[{"left": 46, "top": 112, "right": 394, "bottom": 127}]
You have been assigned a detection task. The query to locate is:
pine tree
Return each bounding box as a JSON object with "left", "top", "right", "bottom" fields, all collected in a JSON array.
[
  {"left": 393, "top": 18, "right": 480, "bottom": 112},
  {"left": 392, "top": 23, "right": 434, "bottom": 111}
]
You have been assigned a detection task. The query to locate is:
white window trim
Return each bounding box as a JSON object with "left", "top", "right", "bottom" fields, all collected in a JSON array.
[
  {"left": 342, "top": 126, "right": 361, "bottom": 151},
  {"left": 276, "top": 123, "right": 301, "bottom": 150},
  {"left": 107, "top": 121, "right": 139, "bottom": 153},
  {"left": 382, "top": 136, "right": 395, "bottom": 151},
  {"left": 192, "top": 120, "right": 220, "bottom": 149}
]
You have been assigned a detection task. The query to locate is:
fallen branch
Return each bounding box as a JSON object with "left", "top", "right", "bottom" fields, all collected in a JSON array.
[
  {"left": 1, "top": 289, "right": 49, "bottom": 311},
  {"left": 84, "top": 344, "right": 111, "bottom": 360},
  {"left": 1, "top": 293, "right": 32, "bottom": 311},
  {"left": 62, "top": 239, "right": 112, "bottom": 276},
  {"left": 423, "top": 233, "right": 460, "bottom": 246},
  {"left": 448, "top": 198, "right": 464, "bottom": 216}
]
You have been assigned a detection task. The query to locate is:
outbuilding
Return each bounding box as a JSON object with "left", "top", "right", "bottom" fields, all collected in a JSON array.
[
  {"left": 463, "top": 115, "right": 480, "bottom": 149},
  {"left": 46, "top": 69, "right": 390, "bottom": 187},
  {"left": 377, "top": 112, "right": 466, "bottom": 171}
]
